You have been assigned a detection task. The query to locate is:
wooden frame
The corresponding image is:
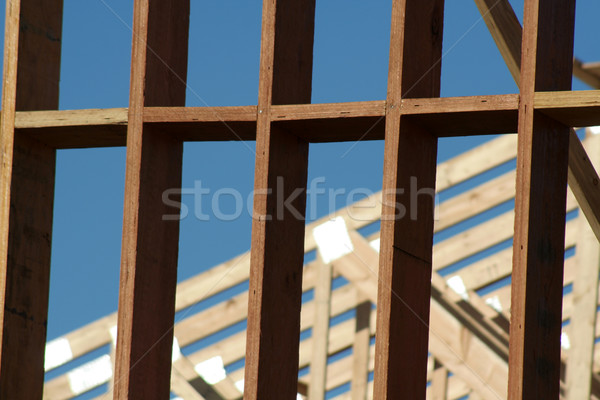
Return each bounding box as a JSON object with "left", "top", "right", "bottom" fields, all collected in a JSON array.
[
  {"left": 40, "top": 131, "right": 600, "bottom": 400},
  {"left": 0, "top": 0, "right": 597, "bottom": 398}
]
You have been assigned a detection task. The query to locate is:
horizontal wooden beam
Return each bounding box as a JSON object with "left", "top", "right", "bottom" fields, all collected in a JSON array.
[
  {"left": 10, "top": 90, "right": 600, "bottom": 148},
  {"left": 271, "top": 101, "right": 386, "bottom": 121},
  {"left": 144, "top": 106, "right": 257, "bottom": 122},
  {"left": 402, "top": 94, "right": 519, "bottom": 136},
  {"left": 535, "top": 90, "right": 600, "bottom": 127},
  {"left": 17, "top": 107, "right": 127, "bottom": 148}
]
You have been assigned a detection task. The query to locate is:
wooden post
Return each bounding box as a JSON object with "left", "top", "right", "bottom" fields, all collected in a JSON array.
[
  {"left": 0, "top": 0, "right": 62, "bottom": 398},
  {"left": 113, "top": 0, "right": 189, "bottom": 398},
  {"left": 309, "top": 257, "right": 333, "bottom": 400},
  {"left": 351, "top": 300, "right": 371, "bottom": 400},
  {"left": 373, "top": 0, "right": 444, "bottom": 399},
  {"left": 508, "top": 0, "right": 576, "bottom": 398},
  {"left": 243, "top": 0, "right": 315, "bottom": 398}
]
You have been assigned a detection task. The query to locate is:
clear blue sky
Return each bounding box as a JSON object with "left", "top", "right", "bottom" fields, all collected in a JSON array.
[{"left": 1, "top": 0, "right": 599, "bottom": 377}]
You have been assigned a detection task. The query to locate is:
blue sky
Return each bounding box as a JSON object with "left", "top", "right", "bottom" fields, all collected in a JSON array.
[{"left": 2, "top": 0, "right": 599, "bottom": 365}]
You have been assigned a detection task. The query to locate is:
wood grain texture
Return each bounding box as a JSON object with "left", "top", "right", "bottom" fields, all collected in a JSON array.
[
  {"left": 15, "top": 108, "right": 128, "bottom": 148},
  {"left": 565, "top": 131, "right": 600, "bottom": 399},
  {"left": 535, "top": 90, "right": 600, "bottom": 127},
  {"left": 402, "top": 94, "right": 519, "bottom": 136},
  {"left": 113, "top": 0, "right": 189, "bottom": 398},
  {"left": 373, "top": 0, "right": 444, "bottom": 399},
  {"left": 0, "top": 0, "right": 62, "bottom": 398},
  {"left": 243, "top": 0, "right": 315, "bottom": 398},
  {"left": 508, "top": 0, "right": 576, "bottom": 398},
  {"left": 271, "top": 101, "right": 386, "bottom": 121}
]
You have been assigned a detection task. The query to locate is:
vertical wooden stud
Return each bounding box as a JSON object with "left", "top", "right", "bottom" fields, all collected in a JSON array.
[
  {"left": 508, "top": 0, "right": 576, "bottom": 398},
  {"left": 351, "top": 300, "right": 371, "bottom": 400},
  {"left": 309, "top": 258, "right": 332, "bottom": 400},
  {"left": 113, "top": 0, "right": 189, "bottom": 398},
  {"left": 243, "top": 0, "right": 316, "bottom": 398},
  {"left": 373, "top": 0, "right": 444, "bottom": 398},
  {"left": 0, "top": 0, "right": 62, "bottom": 397}
]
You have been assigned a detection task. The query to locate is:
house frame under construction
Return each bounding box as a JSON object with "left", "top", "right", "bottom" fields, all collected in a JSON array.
[{"left": 2, "top": 0, "right": 600, "bottom": 399}]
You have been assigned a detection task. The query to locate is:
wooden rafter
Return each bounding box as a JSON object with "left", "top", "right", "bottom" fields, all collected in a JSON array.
[
  {"left": 472, "top": 0, "right": 600, "bottom": 244},
  {"left": 40, "top": 134, "right": 526, "bottom": 399},
  {"left": 565, "top": 130, "right": 600, "bottom": 399},
  {"left": 1, "top": 0, "right": 599, "bottom": 397}
]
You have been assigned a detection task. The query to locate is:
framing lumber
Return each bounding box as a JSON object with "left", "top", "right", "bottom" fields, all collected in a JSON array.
[
  {"left": 565, "top": 130, "right": 600, "bottom": 400},
  {"left": 243, "top": 0, "right": 315, "bottom": 398},
  {"left": 113, "top": 0, "right": 189, "bottom": 398},
  {"left": 567, "top": 128, "right": 600, "bottom": 243},
  {"left": 0, "top": 0, "right": 62, "bottom": 398},
  {"left": 12, "top": 90, "right": 600, "bottom": 148},
  {"left": 535, "top": 90, "right": 600, "bottom": 127},
  {"left": 309, "top": 257, "right": 333, "bottom": 400},
  {"left": 373, "top": 1, "right": 444, "bottom": 399},
  {"left": 431, "top": 361, "right": 448, "bottom": 400},
  {"left": 401, "top": 94, "right": 519, "bottom": 136},
  {"left": 41, "top": 134, "right": 523, "bottom": 378},
  {"left": 472, "top": 2, "right": 600, "bottom": 394},
  {"left": 351, "top": 300, "right": 371, "bottom": 400},
  {"left": 16, "top": 108, "right": 128, "bottom": 149},
  {"left": 508, "top": 1, "right": 576, "bottom": 399},
  {"left": 43, "top": 132, "right": 600, "bottom": 399},
  {"left": 472, "top": 0, "right": 522, "bottom": 85},
  {"left": 271, "top": 101, "right": 386, "bottom": 121},
  {"left": 341, "top": 232, "right": 508, "bottom": 399},
  {"left": 473, "top": 0, "right": 600, "bottom": 245},
  {"left": 1, "top": 0, "right": 600, "bottom": 396}
]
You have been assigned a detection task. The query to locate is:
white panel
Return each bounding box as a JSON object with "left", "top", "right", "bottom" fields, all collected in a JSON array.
[
  {"left": 561, "top": 331, "right": 571, "bottom": 350},
  {"left": 67, "top": 355, "right": 113, "bottom": 395},
  {"left": 172, "top": 337, "right": 182, "bottom": 362},
  {"left": 369, "top": 238, "right": 380, "bottom": 253},
  {"left": 312, "top": 217, "right": 354, "bottom": 264},
  {"left": 194, "top": 355, "right": 226, "bottom": 384},
  {"left": 485, "top": 295, "right": 503, "bottom": 312},
  {"left": 109, "top": 325, "right": 118, "bottom": 346},
  {"left": 235, "top": 379, "right": 245, "bottom": 392},
  {"left": 446, "top": 275, "right": 469, "bottom": 300},
  {"left": 44, "top": 337, "right": 73, "bottom": 371}
]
